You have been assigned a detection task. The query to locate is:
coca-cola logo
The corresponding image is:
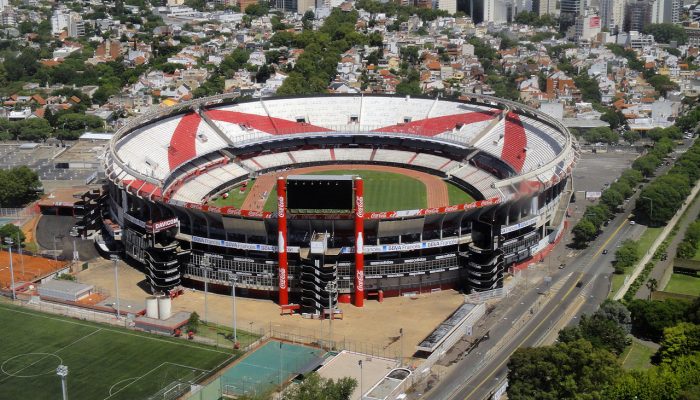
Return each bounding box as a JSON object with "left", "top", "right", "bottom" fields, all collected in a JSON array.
[
  {"left": 356, "top": 270, "right": 364, "bottom": 292},
  {"left": 370, "top": 212, "right": 387, "bottom": 219},
  {"left": 445, "top": 205, "right": 459, "bottom": 212},
  {"left": 278, "top": 196, "right": 285, "bottom": 218},
  {"left": 246, "top": 210, "right": 263, "bottom": 217},
  {"left": 424, "top": 208, "right": 439, "bottom": 215},
  {"left": 279, "top": 268, "right": 287, "bottom": 289},
  {"left": 356, "top": 195, "right": 364, "bottom": 218}
]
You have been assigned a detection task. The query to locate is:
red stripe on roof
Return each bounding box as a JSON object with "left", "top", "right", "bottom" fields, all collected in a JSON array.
[
  {"left": 206, "top": 110, "right": 332, "bottom": 134},
  {"left": 372, "top": 110, "right": 500, "bottom": 136},
  {"left": 501, "top": 112, "right": 527, "bottom": 173},
  {"left": 168, "top": 113, "right": 202, "bottom": 170}
]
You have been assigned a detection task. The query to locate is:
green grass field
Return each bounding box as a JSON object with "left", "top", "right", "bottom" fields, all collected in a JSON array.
[
  {"left": 0, "top": 304, "right": 235, "bottom": 400},
  {"left": 620, "top": 339, "right": 656, "bottom": 370},
  {"left": 209, "top": 182, "right": 253, "bottom": 209},
  {"left": 636, "top": 227, "right": 663, "bottom": 254},
  {"left": 664, "top": 273, "right": 700, "bottom": 296},
  {"left": 260, "top": 170, "right": 474, "bottom": 212}
]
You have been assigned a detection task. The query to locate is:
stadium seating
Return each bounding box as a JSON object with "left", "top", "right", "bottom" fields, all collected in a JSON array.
[
  {"left": 333, "top": 147, "right": 373, "bottom": 161},
  {"left": 411, "top": 153, "right": 457, "bottom": 171}
]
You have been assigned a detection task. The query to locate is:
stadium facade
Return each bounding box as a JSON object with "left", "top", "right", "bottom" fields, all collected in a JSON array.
[{"left": 101, "top": 94, "right": 578, "bottom": 313}]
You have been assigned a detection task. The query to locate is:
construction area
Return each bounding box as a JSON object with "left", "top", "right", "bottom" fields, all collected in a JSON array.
[{"left": 74, "top": 257, "right": 467, "bottom": 366}]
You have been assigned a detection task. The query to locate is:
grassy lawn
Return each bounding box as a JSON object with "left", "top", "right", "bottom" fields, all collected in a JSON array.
[
  {"left": 620, "top": 339, "right": 656, "bottom": 370},
  {"left": 609, "top": 273, "right": 628, "bottom": 298},
  {"left": 261, "top": 169, "right": 432, "bottom": 212},
  {"left": 664, "top": 273, "right": 700, "bottom": 296},
  {"left": 0, "top": 304, "right": 235, "bottom": 400},
  {"left": 446, "top": 182, "right": 475, "bottom": 205},
  {"left": 209, "top": 180, "right": 253, "bottom": 208},
  {"left": 198, "top": 321, "right": 260, "bottom": 349},
  {"left": 636, "top": 227, "right": 663, "bottom": 254}
]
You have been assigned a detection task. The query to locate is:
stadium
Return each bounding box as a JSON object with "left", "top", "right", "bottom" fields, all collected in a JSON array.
[{"left": 100, "top": 93, "right": 578, "bottom": 314}]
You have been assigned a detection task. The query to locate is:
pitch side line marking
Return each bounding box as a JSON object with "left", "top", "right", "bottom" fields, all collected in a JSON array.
[
  {"left": 102, "top": 361, "right": 211, "bottom": 400},
  {"left": 447, "top": 218, "right": 628, "bottom": 400},
  {"left": 0, "top": 328, "right": 102, "bottom": 383},
  {"left": 0, "top": 305, "right": 232, "bottom": 355}
]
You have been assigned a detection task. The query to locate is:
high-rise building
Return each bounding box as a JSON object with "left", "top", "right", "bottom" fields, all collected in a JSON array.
[
  {"left": 438, "top": 0, "right": 457, "bottom": 14},
  {"left": 560, "top": 0, "right": 586, "bottom": 32},
  {"left": 575, "top": 13, "right": 602, "bottom": 41},
  {"left": 651, "top": 0, "right": 681, "bottom": 23},
  {"left": 0, "top": 0, "right": 8, "bottom": 12},
  {"left": 624, "top": 0, "right": 653, "bottom": 32},
  {"left": 600, "top": 0, "right": 624, "bottom": 32},
  {"left": 532, "top": 0, "right": 556, "bottom": 16}
]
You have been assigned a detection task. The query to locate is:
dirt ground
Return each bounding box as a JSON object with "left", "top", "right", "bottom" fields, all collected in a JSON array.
[{"left": 75, "top": 260, "right": 464, "bottom": 365}]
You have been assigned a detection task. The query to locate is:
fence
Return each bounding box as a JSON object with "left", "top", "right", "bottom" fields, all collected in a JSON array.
[
  {"left": 464, "top": 270, "right": 522, "bottom": 304},
  {"left": 266, "top": 325, "right": 401, "bottom": 361}
]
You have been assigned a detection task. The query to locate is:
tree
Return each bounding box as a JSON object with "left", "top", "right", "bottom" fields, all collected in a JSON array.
[
  {"left": 643, "top": 23, "right": 688, "bottom": 45},
  {"left": 622, "top": 130, "right": 640, "bottom": 144},
  {"left": 614, "top": 239, "right": 640, "bottom": 270},
  {"left": 647, "top": 74, "right": 679, "bottom": 97},
  {"left": 0, "top": 223, "right": 25, "bottom": 245},
  {"left": 632, "top": 154, "right": 661, "bottom": 177},
  {"left": 0, "top": 166, "right": 41, "bottom": 208},
  {"left": 645, "top": 278, "right": 658, "bottom": 299},
  {"left": 596, "top": 300, "right": 632, "bottom": 334},
  {"left": 507, "top": 339, "right": 622, "bottom": 400},
  {"left": 627, "top": 299, "right": 692, "bottom": 341},
  {"left": 558, "top": 314, "right": 630, "bottom": 354},
  {"left": 284, "top": 373, "right": 356, "bottom": 400},
  {"left": 187, "top": 311, "right": 200, "bottom": 333},
  {"left": 657, "top": 322, "right": 700, "bottom": 363},
  {"left": 573, "top": 218, "right": 598, "bottom": 246}
]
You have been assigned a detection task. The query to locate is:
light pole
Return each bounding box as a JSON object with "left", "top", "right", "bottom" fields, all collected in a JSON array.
[
  {"left": 201, "top": 257, "right": 212, "bottom": 325},
  {"left": 6, "top": 238, "right": 15, "bottom": 300},
  {"left": 110, "top": 255, "right": 120, "bottom": 319},
  {"left": 229, "top": 272, "right": 238, "bottom": 346},
  {"left": 399, "top": 328, "right": 404, "bottom": 367},
  {"left": 325, "top": 280, "right": 338, "bottom": 351},
  {"left": 17, "top": 232, "right": 24, "bottom": 276},
  {"left": 358, "top": 359, "right": 363, "bottom": 400},
  {"left": 56, "top": 364, "right": 68, "bottom": 400}
]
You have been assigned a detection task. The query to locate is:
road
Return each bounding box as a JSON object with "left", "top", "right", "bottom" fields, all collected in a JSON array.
[{"left": 424, "top": 206, "right": 639, "bottom": 400}]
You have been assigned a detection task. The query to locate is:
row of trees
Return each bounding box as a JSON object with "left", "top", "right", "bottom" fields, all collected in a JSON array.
[
  {"left": 0, "top": 166, "right": 41, "bottom": 208},
  {"left": 507, "top": 298, "right": 700, "bottom": 400},
  {"left": 572, "top": 169, "right": 643, "bottom": 246},
  {"left": 239, "top": 373, "right": 356, "bottom": 400},
  {"left": 572, "top": 125, "right": 682, "bottom": 246},
  {"left": 677, "top": 220, "right": 700, "bottom": 259},
  {"left": 635, "top": 135, "right": 700, "bottom": 225}
]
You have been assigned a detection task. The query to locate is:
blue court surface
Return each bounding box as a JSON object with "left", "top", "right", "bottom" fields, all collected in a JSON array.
[{"left": 220, "top": 340, "right": 326, "bottom": 396}]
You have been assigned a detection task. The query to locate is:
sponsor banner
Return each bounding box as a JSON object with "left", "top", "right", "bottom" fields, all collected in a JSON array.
[
  {"left": 500, "top": 216, "right": 538, "bottom": 234},
  {"left": 169, "top": 198, "right": 499, "bottom": 221},
  {"left": 146, "top": 217, "right": 179, "bottom": 233},
  {"left": 279, "top": 267, "right": 287, "bottom": 289},
  {"left": 356, "top": 270, "right": 364, "bottom": 291},
  {"left": 367, "top": 253, "right": 457, "bottom": 266},
  {"left": 192, "top": 235, "right": 300, "bottom": 253},
  {"left": 123, "top": 213, "right": 146, "bottom": 228},
  {"left": 341, "top": 238, "right": 460, "bottom": 254},
  {"left": 365, "top": 197, "right": 501, "bottom": 219},
  {"left": 586, "top": 191, "right": 602, "bottom": 200}
]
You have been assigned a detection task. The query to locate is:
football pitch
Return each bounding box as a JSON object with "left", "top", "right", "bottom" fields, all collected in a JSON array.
[
  {"left": 222, "top": 169, "right": 473, "bottom": 212},
  {"left": 0, "top": 304, "right": 235, "bottom": 400}
]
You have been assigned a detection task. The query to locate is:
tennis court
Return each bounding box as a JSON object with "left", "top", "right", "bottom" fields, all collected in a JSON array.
[{"left": 220, "top": 340, "right": 326, "bottom": 397}]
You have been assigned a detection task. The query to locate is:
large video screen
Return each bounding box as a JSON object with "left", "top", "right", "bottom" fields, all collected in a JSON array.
[{"left": 287, "top": 175, "right": 354, "bottom": 213}]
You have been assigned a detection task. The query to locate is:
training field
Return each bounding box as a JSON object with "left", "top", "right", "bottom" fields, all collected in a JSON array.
[
  {"left": 0, "top": 304, "right": 234, "bottom": 400},
  {"left": 212, "top": 168, "right": 474, "bottom": 212}
]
